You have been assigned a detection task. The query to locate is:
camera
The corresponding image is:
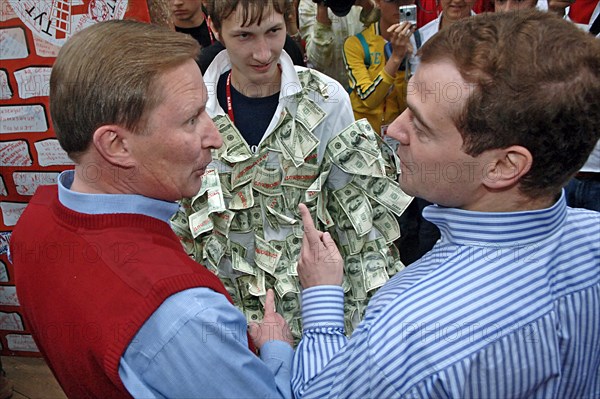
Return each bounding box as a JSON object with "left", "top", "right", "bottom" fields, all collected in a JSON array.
[
  {"left": 313, "top": 0, "right": 356, "bottom": 17},
  {"left": 399, "top": 4, "right": 417, "bottom": 25}
]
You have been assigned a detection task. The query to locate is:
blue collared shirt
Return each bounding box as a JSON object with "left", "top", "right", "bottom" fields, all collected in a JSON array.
[
  {"left": 292, "top": 193, "right": 600, "bottom": 398},
  {"left": 57, "top": 170, "right": 293, "bottom": 398}
]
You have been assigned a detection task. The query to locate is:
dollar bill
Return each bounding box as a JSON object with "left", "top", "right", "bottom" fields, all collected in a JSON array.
[
  {"left": 333, "top": 185, "right": 373, "bottom": 237},
  {"left": 372, "top": 207, "right": 401, "bottom": 244},
  {"left": 229, "top": 182, "right": 255, "bottom": 210},
  {"left": 285, "top": 234, "right": 302, "bottom": 261},
  {"left": 171, "top": 210, "right": 192, "bottom": 237},
  {"left": 229, "top": 209, "right": 253, "bottom": 233},
  {"left": 275, "top": 274, "right": 300, "bottom": 298},
  {"left": 352, "top": 175, "right": 413, "bottom": 216},
  {"left": 229, "top": 240, "right": 247, "bottom": 258},
  {"left": 345, "top": 254, "right": 367, "bottom": 300},
  {"left": 231, "top": 152, "right": 268, "bottom": 190},
  {"left": 274, "top": 113, "right": 303, "bottom": 166},
  {"left": 253, "top": 165, "right": 283, "bottom": 196},
  {"left": 282, "top": 161, "right": 320, "bottom": 190},
  {"left": 345, "top": 228, "right": 366, "bottom": 255},
  {"left": 362, "top": 252, "right": 389, "bottom": 292},
  {"left": 232, "top": 251, "right": 257, "bottom": 276},
  {"left": 254, "top": 235, "right": 283, "bottom": 276},
  {"left": 204, "top": 234, "right": 227, "bottom": 268},
  {"left": 188, "top": 208, "right": 213, "bottom": 238},
  {"left": 212, "top": 209, "right": 235, "bottom": 236},
  {"left": 317, "top": 191, "right": 334, "bottom": 228},
  {"left": 295, "top": 120, "right": 320, "bottom": 159},
  {"left": 213, "top": 114, "right": 253, "bottom": 164},
  {"left": 248, "top": 268, "right": 267, "bottom": 297},
  {"left": 296, "top": 96, "right": 326, "bottom": 131}
]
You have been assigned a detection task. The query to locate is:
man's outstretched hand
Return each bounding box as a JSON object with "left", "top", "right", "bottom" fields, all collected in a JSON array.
[
  {"left": 248, "top": 289, "right": 294, "bottom": 349},
  {"left": 297, "top": 203, "right": 344, "bottom": 289}
]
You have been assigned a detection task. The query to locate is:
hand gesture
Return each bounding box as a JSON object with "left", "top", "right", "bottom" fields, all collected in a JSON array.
[
  {"left": 297, "top": 203, "right": 343, "bottom": 289},
  {"left": 388, "top": 21, "right": 416, "bottom": 61},
  {"left": 248, "top": 289, "right": 294, "bottom": 349}
]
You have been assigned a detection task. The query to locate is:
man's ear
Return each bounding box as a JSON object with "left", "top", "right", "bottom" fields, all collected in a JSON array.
[
  {"left": 92, "top": 125, "right": 134, "bottom": 167},
  {"left": 482, "top": 145, "right": 532, "bottom": 190},
  {"left": 208, "top": 16, "right": 220, "bottom": 42}
]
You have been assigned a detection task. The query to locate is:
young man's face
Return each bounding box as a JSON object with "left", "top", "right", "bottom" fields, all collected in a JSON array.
[
  {"left": 440, "top": 0, "right": 476, "bottom": 21},
  {"left": 387, "top": 60, "right": 496, "bottom": 210},
  {"left": 218, "top": 3, "right": 287, "bottom": 96},
  {"left": 169, "top": 0, "right": 204, "bottom": 27}
]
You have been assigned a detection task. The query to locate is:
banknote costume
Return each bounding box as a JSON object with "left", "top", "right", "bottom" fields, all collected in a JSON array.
[{"left": 172, "top": 50, "right": 412, "bottom": 338}]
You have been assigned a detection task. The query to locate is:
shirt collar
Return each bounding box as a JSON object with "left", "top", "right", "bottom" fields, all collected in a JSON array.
[
  {"left": 423, "top": 191, "right": 568, "bottom": 246},
  {"left": 57, "top": 170, "right": 180, "bottom": 223}
]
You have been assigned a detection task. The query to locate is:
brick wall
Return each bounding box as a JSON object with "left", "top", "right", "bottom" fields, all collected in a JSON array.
[{"left": 0, "top": 0, "right": 153, "bottom": 357}]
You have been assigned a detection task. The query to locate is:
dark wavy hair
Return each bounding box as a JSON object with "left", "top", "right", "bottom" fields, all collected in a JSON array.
[
  {"left": 206, "top": 0, "right": 291, "bottom": 32},
  {"left": 420, "top": 10, "right": 600, "bottom": 198}
]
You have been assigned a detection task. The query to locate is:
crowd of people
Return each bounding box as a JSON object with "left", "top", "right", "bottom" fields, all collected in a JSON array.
[{"left": 6, "top": 0, "right": 599, "bottom": 397}]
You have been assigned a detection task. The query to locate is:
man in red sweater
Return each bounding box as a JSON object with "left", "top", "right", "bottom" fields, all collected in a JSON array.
[{"left": 9, "top": 20, "right": 293, "bottom": 398}]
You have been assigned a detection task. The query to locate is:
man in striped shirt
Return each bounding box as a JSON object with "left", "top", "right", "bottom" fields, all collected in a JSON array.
[{"left": 292, "top": 10, "right": 600, "bottom": 398}]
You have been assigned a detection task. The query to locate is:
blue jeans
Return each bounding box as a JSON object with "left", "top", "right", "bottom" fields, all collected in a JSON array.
[{"left": 564, "top": 177, "right": 600, "bottom": 212}]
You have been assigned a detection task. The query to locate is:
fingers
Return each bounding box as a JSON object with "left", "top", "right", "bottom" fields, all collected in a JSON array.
[
  {"left": 299, "top": 203, "right": 321, "bottom": 240},
  {"left": 263, "top": 289, "right": 276, "bottom": 316}
]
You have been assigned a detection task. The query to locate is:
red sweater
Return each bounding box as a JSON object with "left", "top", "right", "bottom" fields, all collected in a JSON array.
[{"left": 10, "top": 185, "right": 254, "bottom": 398}]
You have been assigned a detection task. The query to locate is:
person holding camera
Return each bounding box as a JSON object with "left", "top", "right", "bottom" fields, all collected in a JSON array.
[
  {"left": 343, "top": 0, "right": 415, "bottom": 136},
  {"left": 298, "top": 0, "right": 379, "bottom": 91}
]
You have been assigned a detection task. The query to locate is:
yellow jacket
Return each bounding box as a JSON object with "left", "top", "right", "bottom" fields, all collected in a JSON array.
[{"left": 343, "top": 22, "right": 408, "bottom": 134}]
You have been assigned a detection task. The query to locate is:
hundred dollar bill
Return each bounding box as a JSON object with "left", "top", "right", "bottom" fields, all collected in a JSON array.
[
  {"left": 317, "top": 191, "right": 334, "bottom": 228},
  {"left": 275, "top": 274, "right": 300, "bottom": 297},
  {"left": 232, "top": 251, "right": 256, "bottom": 276},
  {"left": 212, "top": 209, "right": 235, "bottom": 236},
  {"left": 191, "top": 169, "right": 220, "bottom": 206},
  {"left": 188, "top": 208, "right": 213, "bottom": 238},
  {"left": 351, "top": 174, "right": 413, "bottom": 216},
  {"left": 363, "top": 237, "right": 388, "bottom": 253},
  {"left": 253, "top": 165, "right": 283, "bottom": 196},
  {"left": 384, "top": 244, "right": 405, "bottom": 276},
  {"left": 327, "top": 144, "right": 385, "bottom": 177},
  {"left": 231, "top": 152, "right": 268, "bottom": 190},
  {"left": 372, "top": 206, "right": 401, "bottom": 244},
  {"left": 229, "top": 182, "right": 255, "bottom": 210},
  {"left": 204, "top": 234, "right": 227, "bottom": 268},
  {"left": 333, "top": 185, "right": 373, "bottom": 237},
  {"left": 213, "top": 114, "right": 253, "bottom": 164},
  {"left": 285, "top": 234, "right": 302, "bottom": 261},
  {"left": 248, "top": 268, "right": 267, "bottom": 297},
  {"left": 345, "top": 254, "right": 367, "bottom": 300},
  {"left": 296, "top": 96, "right": 326, "bottom": 131},
  {"left": 262, "top": 195, "right": 297, "bottom": 226},
  {"left": 295, "top": 120, "right": 320, "bottom": 159},
  {"left": 273, "top": 113, "right": 302, "bottom": 166},
  {"left": 282, "top": 161, "right": 319, "bottom": 190},
  {"left": 345, "top": 228, "right": 367, "bottom": 255},
  {"left": 229, "top": 209, "right": 253, "bottom": 233},
  {"left": 362, "top": 252, "right": 389, "bottom": 292},
  {"left": 284, "top": 186, "right": 307, "bottom": 210},
  {"left": 171, "top": 210, "right": 192, "bottom": 238},
  {"left": 229, "top": 240, "right": 247, "bottom": 258},
  {"left": 278, "top": 292, "right": 301, "bottom": 315},
  {"left": 254, "top": 235, "right": 283, "bottom": 276}
]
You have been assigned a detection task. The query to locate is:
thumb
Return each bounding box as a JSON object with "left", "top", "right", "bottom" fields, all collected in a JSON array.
[
  {"left": 263, "top": 289, "right": 276, "bottom": 316},
  {"left": 248, "top": 322, "right": 260, "bottom": 341}
]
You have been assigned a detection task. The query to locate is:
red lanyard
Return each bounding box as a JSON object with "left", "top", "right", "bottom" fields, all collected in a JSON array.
[
  {"left": 225, "top": 65, "right": 281, "bottom": 124},
  {"left": 226, "top": 70, "right": 235, "bottom": 123}
]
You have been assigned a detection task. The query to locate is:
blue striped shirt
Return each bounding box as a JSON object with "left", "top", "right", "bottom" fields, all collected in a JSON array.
[{"left": 292, "top": 192, "right": 600, "bottom": 398}]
